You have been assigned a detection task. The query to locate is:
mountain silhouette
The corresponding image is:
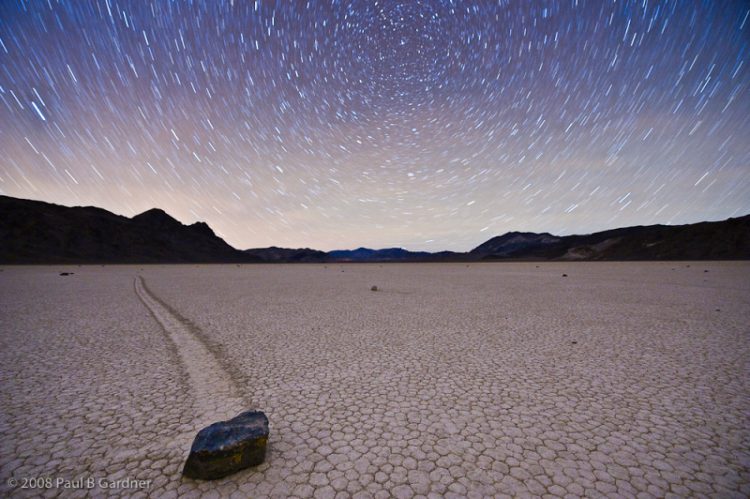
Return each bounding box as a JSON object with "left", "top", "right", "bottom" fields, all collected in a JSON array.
[
  {"left": 1, "top": 195, "right": 748, "bottom": 263},
  {"left": 470, "top": 232, "right": 562, "bottom": 257},
  {"left": 243, "top": 246, "right": 328, "bottom": 263},
  {"left": 471, "top": 217, "right": 750, "bottom": 261},
  {"left": 0, "top": 195, "right": 258, "bottom": 263}
]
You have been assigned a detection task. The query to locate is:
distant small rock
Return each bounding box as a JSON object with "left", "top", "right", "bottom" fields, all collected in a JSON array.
[
  {"left": 715, "top": 308, "right": 721, "bottom": 312},
  {"left": 562, "top": 273, "right": 568, "bottom": 277},
  {"left": 183, "top": 411, "right": 269, "bottom": 480},
  {"left": 704, "top": 269, "right": 709, "bottom": 273},
  {"left": 371, "top": 285, "right": 378, "bottom": 292},
  {"left": 59, "top": 272, "right": 74, "bottom": 276},
  {"left": 571, "top": 341, "right": 577, "bottom": 344}
]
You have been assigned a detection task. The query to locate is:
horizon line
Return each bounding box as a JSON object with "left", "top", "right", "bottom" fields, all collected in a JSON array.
[{"left": 2, "top": 193, "right": 748, "bottom": 254}]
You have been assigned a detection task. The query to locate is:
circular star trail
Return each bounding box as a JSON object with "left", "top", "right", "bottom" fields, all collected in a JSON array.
[{"left": 1, "top": 0, "right": 749, "bottom": 251}]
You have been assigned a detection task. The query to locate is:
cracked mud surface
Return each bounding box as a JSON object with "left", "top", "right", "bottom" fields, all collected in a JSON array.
[{"left": 1, "top": 262, "right": 749, "bottom": 498}]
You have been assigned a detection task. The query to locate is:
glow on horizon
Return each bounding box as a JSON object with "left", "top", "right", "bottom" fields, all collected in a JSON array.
[{"left": 1, "top": 1, "right": 749, "bottom": 252}]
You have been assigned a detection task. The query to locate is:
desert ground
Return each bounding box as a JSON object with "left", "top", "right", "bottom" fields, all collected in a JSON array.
[{"left": 0, "top": 262, "right": 748, "bottom": 498}]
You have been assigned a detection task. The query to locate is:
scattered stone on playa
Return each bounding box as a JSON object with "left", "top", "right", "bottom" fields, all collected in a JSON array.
[
  {"left": 562, "top": 273, "right": 568, "bottom": 277},
  {"left": 371, "top": 285, "right": 378, "bottom": 291},
  {"left": 183, "top": 410, "right": 269, "bottom": 480},
  {"left": 59, "top": 272, "right": 74, "bottom": 276}
]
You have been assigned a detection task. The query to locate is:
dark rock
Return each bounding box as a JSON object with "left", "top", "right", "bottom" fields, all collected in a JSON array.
[
  {"left": 183, "top": 411, "right": 269, "bottom": 480},
  {"left": 59, "top": 272, "right": 74, "bottom": 276},
  {"left": 571, "top": 341, "right": 577, "bottom": 344},
  {"left": 371, "top": 285, "right": 378, "bottom": 291},
  {"left": 562, "top": 273, "right": 568, "bottom": 277}
]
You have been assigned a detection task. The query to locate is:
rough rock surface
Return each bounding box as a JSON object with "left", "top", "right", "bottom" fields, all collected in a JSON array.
[{"left": 183, "top": 411, "right": 269, "bottom": 480}]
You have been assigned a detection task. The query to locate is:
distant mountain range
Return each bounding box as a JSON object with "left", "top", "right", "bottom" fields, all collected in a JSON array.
[
  {"left": 469, "top": 219, "right": 750, "bottom": 260},
  {"left": 326, "top": 247, "right": 466, "bottom": 262},
  {"left": 242, "top": 246, "right": 327, "bottom": 263},
  {"left": 1, "top": 195, "right": 748, "bottom": 263}
]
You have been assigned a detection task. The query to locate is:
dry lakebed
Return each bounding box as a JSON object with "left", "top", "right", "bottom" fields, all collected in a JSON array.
[{"left": 1, "top": 262, "right": 748, "bottom": 498}]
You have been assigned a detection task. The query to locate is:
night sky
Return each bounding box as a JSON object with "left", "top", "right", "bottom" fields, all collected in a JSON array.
[{"left": 1, "top": 1, "right": 749, "bottom": 251}]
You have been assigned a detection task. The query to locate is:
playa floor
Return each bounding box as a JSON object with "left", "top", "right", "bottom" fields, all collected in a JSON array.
[{"left": 1, "top": 262, "right": 749, "bottom": 498}]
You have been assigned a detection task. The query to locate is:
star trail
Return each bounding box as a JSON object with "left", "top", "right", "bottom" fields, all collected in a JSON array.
[{"left": 1, "top": 0, "right": 749, "bottom": 251}]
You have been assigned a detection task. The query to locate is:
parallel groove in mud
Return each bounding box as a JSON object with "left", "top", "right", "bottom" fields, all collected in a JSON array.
[{"left": 134, "top": 276, "right": 245, "bottom": 420}]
